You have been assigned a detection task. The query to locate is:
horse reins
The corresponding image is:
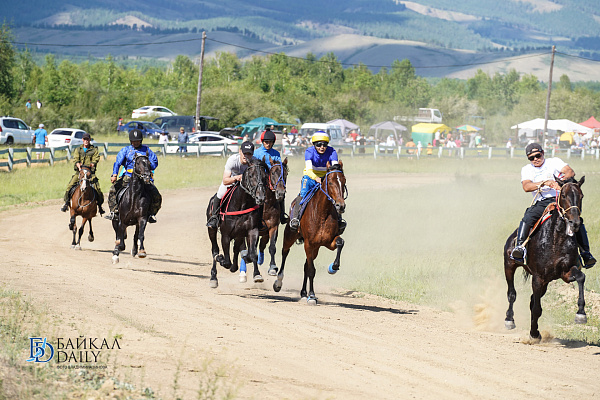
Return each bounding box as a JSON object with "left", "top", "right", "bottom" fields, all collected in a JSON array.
[
  {"left": 268, "top": 162, "right": 287, "bottom": 191},
  {"left": 133, "top": 154, "right": 152, "bottom": 182},
  {"left": 77, "top": 167, "right": 96, "bottom": 208},
  {"left": 556, "top": 183, "right": 581, "bottom": 219},
  {"left": 319, "top": 169, "right": 347, "bottom": 205},
  {"left": 240, "top": 163, "right": 266, "bottom": 200}
]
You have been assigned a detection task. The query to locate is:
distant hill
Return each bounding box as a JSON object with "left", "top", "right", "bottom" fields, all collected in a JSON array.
[{"left": 8, "top": 0, "right": 600, "bottom": 81}]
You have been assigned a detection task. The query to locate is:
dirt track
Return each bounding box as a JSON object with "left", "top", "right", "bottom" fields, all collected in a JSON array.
[{"left": 2, "top": 177, "right": 600, "bottom": 399}]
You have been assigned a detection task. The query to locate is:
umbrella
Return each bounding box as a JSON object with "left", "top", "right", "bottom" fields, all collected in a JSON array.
[{"left": 456, "top": 124, "right": 481, "bottom": 132}]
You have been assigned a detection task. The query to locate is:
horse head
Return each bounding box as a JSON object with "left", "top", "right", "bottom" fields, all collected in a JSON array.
[
  {"left": 324, "top": 161, "right": 346, "bottom": 214},
  {"left": 241, "top": 158, "right": 269, "bottom": 205},
  {"left": 556, "top": 175, "right": 585, "bottom": 236},
  {"left": 78, "top": 166, "right": 91, "bottom": 191},
  {"left": 268, "top": 157, "right": 288, "bottom": 201},
  {"left": 134, "top": 153, "right": 152, "bottom": 184}
]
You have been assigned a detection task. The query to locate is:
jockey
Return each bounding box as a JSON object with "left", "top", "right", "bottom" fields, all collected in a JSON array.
[
  {"left": 104, "top": 129, "right": 162, "bottom": 223},
  {"left": 206, "top": 141, "right": 256, "bottom": 229},
  {"left": 254, "top": 129, "right": 289, "bottom": 224},
  {"left": 289, "top": 131, "right": 345, "bottom": 232},
  {"left": 60, "top": 132, "right": 106, "bottom": 215},
  {"left": 511, "top": 143, "right": 596, "bottom": 267}
]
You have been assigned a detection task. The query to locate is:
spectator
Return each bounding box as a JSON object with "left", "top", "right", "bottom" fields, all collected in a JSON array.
[
  {"left": 26, "top": 99, "right": 32, "bottom": 111},
  {"left": 158, "top": 130, "right": 169, "bottom": 145},
  {"left": 177, "top": 126, "right": 189, "bottom": 156},
  {"left": 290, "top": 125, "right": 298, "bottom": 134},
  {"left": 350, "top": 129, "right": 359, "bottom": 142},
  {"left": 358, "top": 134, "right": 366, "bottom": 154},
  {"left": 34, "top": 123, "right": 48, "bottom": 160},
  {"left": 117, "top": 117, "right": 123, "bottom": 132},
  {"left": 426, "top": 143, "right": 433, "bottom": 156},
  {"left": 405, "top": 138, "right": 416, "bottom": 155},
  {"left": 36, "top": 99, "right": 42, "bottom": 109}
]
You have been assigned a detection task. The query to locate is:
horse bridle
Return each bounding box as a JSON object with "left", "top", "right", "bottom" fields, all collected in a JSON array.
[
  {"left": 319, "top": 169, "right": 348, "bottom": 205},
  {"left": 240, "top": 163, "right": 266, "bottom": 200},
  {"left": 268, "top": 162, "right": 287, "bottom": 191},
  {"left": 77, "top": 167, "right": 95, "bottom": 208},
  {"left": 133, "top": 153, "right": 152, "bottom": 182},
  {"left": 556, "top": 183, "right": 581, "bottom": 220}
]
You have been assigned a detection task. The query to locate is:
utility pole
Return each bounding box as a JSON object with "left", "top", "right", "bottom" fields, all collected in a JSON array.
[
  {"left": 195, "top": 31, "right": 207, "bottom": 132},
  {"left": 543, "top": 45, "right": 556, "bottom": 149}
]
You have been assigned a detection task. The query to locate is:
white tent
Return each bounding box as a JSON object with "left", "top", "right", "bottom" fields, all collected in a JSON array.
[
  {"left": 368, "top": 121, "right": 407, "bottom": 142},
  {"left": 327, "top": 119, "right": 359, "bottom": 135},
  {"left": 511, "top": 118, "right": 594, "bottom": 137}
]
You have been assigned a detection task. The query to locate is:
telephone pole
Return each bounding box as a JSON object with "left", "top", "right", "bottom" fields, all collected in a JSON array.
[
  {"left": 543, "top": 45, "right": 556, "bottom": 149},
  {"left": 195, "top": 31, "right": 207, "bottom": 131}
]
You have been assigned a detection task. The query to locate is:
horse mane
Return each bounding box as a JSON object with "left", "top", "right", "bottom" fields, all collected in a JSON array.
[{"left": 327, "top": 163, "right": 343, "bottom": 173}]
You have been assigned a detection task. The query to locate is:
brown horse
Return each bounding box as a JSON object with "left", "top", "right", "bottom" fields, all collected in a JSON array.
[
  {"left": 504, "top": 177, "right": 587, "bottom": 341},
  {"left": 68, "top": 166, "right": 97, "bottom": 249},
  {"left": 274, "top": 162, "right": 346, "bottom": 305},
  {"left": 257, "top": 158, "right": 288, "bottom": 276}
]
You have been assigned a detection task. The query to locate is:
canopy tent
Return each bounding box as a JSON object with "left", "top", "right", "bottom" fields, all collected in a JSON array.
[
  {"left": 327, "top": 119, "right": 359, "bottom": 135},
  {"left": 235, "top": 117, "right": 294, "bottom": 139},
  {"left": 456, "top": 124, "right": 481, "bottom": 132},
  {"left": 368, "top": 121, "right": 407, "bottom": 143},
  {"left": 510, "top": 118, "right": 594, "bottom": 138},
  {"left": 410, "top": 123, "right": 450, "bottom": 145},
  {"left": 579, "top": 116, "right": 600, "bottom": 130}
]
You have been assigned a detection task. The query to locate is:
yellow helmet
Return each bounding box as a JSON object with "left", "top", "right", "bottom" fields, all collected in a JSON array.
[{"left": 311, "top": 130, "right": 330, "bottom": 144}]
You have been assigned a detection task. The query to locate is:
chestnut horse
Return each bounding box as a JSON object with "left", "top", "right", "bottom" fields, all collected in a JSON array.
[
  {"left": 68, "top": 166, "right": 97, "bottom": 249},
  {"left": 504, "top": 176, "right": 587, "bottom": 340},
  {"left": 257, "top": 158, "right": 288, "bottom": 277},
  {"left": 274, "top": 162, "right": 346, "bottom": 305}
]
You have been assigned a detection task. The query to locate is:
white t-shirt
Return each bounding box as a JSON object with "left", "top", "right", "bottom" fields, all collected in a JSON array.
[
  {"left": 158, "top": 134, "right": 169, "bottom": 145},
  {"left": 521, "top": 157, "right": 568, "bottom": 202},
  {"left": 224, "top": 153, "right": 252, "bottom": 178}
]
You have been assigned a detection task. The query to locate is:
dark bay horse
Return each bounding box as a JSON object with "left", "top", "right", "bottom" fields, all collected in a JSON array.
[
  {"left": 275, "top": 162, "right": 346, "bottom": 305},
  {"left": 68, "top": 166, "right": 97, "bottom": 249},
  {"left": 257, "top": 158, "right": 288, "bottom": 277},
  {"left": 111, "top": 153, "right": 153, "bottom": 264},
  {"left": 207, "top": 157, "right": 269, "bottom": 288},
  {"left": 504, "top": 176, "right": 587, "bottom": 340}
]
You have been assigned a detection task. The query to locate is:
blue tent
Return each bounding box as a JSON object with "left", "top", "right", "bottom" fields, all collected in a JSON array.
[{"left": 235, "top": 117, "right": 293, "bottom": 139}]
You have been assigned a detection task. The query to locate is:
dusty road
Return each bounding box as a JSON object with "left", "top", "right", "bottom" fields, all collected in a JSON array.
[{"left": 1, "top": 176, "right": 600, "bottom": 399}]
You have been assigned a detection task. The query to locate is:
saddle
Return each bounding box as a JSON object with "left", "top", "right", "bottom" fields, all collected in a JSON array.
[
  {"left": 68, "top": 182, "right": 98, "bottom": 201},
  {"left": 116, "top": 185, "right": 128, "bottom": 205},
  {"left": 218, "top": 183, "right": 260, "bottom": 218},
  {"left": 290, "top": 184, "right": 320, "bottom": 225}
]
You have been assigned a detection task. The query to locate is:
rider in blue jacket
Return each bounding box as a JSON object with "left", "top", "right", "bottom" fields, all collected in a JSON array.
[
  {"left": 105, "top": 129, "right": 162, "bottom": 223},
  {"left": 254, "top": 129, "right": 288, "bottom": 224},
  {"left": 289, "top": 131, "right": 345, "bottom": 233}
]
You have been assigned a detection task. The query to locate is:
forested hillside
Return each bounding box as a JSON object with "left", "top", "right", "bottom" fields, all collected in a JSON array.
[{"left": 2, "top": 24, "right": 598, "bottom": 146}]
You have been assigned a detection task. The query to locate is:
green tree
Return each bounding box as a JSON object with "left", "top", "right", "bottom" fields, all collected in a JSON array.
[{"left": 0, "top": 24, "right": 16, "bottom": 99}]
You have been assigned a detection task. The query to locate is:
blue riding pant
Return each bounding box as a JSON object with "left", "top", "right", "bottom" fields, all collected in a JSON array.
[{"left": 300, "top": 175, "right": 318, "bottom": 198}]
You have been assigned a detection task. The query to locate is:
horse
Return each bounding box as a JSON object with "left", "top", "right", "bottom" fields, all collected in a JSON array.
[
  {"left": 274, "top": 161, "right": 346, "bottom": 305},
  {"left": 68, "top": 166, "right": 97, "bottom": 249},
  {"left": 256, "top": 158, "right": 288, "bottom": 277},
  {"left": 207, "top": 157, "right": 269, "bottom": 288},
  {"left": 111, "top": 153, "right": 153, "bottom": 264},
  {"left": 503, "top": 176, "right": 587, "bottom": 341}
]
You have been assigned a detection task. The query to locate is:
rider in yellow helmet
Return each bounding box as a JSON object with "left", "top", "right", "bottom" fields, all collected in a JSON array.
[{"left": 289, "top": 131, "right": 345, "bottom": 233}]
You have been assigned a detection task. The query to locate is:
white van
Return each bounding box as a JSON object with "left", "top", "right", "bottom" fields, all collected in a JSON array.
[{"left": 299, "top": 123, "right": 345, "bottom": 146}]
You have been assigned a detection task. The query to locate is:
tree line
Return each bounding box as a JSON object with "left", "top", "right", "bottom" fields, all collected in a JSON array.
[{"left": 1, "top": 25, "right": 599, "bottom": 145}]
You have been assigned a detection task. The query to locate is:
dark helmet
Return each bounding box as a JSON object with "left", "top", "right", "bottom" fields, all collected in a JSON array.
[
  {"left": 262, "top": 130, "right": 276, "bottom": 142},
  {"left": 129, "top": 129, "right": 143, "bottom": 141}
]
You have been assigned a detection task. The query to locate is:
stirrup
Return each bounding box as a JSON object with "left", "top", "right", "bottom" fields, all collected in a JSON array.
[
  {"left": 289, "top": 218, "right": 300, "bottom": 231},
  {"left": 148, "top": 215, "right": 157, "bottom": 224},
  {"left": 104, "top": 212, "right": 118, "bottom": 221},
  {"left": 510, "top": 245, "right": 526, "bottom": 265},
  {"left": 206, "top": 216, "right": 219, "bottom": 228}
]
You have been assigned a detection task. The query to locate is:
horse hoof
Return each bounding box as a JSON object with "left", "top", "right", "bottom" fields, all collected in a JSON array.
[
  {"left": 138, "top": 251, "right": 147, "bottom": 258},
  {"left": 75, "top": 245, "right": 81, "bottom": 250},
  {"left": 258, "top": 251, "right": 264, "bottom": 265},
  {"left": 253, "top": 275, "right": 264, "bottom": 283},
  {"left": 70, "top": 244, "right": 76, "bottom": 249},
  {"left": 239, "top": 272, "right": 247, "bottom": 283},
  {"left": 328, "top": 263, "right": 338, "bottom": 275},
  {"left": 229, "top": 264, "right": 238, "bottom": 273},
  {"left": 88, "top": 235, "right": 94, "bottom": 242},
  {"left": 529, "top": 334, "right": 541, "bottom": 344},
  {"left": 307, "top": 295, "right": 317, "bottom": 306},
  {"left": 119, "top": 244, "right": 126, "bottom": 251},
  {"left": 575, "top": 314, "right": 587, "bottom": 324},
  {"left": 504, "top": 320, "right": 516, "bottom": 330},
  {"left": 209, "top": 279, "right": 218, "bottom": 289},
  {"left": 268, "top": 265, "right": 278, "bottom": 276},
  {"left": 112, "top": 255, "right": 119, "bottom": 264},
  {"left": 273, "top": 279, "right": 282, "bottom": 292}
]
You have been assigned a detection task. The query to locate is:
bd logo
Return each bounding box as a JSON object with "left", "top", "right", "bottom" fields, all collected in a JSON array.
[{"left": 27, "top": 337, "right": 55, "bottom": 363}]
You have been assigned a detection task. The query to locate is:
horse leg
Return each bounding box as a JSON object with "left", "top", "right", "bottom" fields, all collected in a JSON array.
[
  {"left": 274, "top": 225, "right": 299, "bottom": 292},
  {"left": 326, "top": 236, "right": 344, "bottom": 275},
  {"left": 305, "top": 255, "right": 317, "bottom": 305},
  {"left": 70, "top": 215, "right": 77, "bottom": 248},
  {"left": 300, "top": 260, "right": 309, "bottom": 299},
  {"left": 569, "top": 266, "right": 587, "bottom": 324},
  {"left": 131, "top": 225, "right": 140, "bottom": 258},
  {"left": 220, "top": 234, "right": 232, "bottom": 270},
  {"left": 267, "top": 227, "right": 279, "bottom": 276},
  {"left": 504, "top": 260, "right": 518, "bottom": 330},
  {"left": 137, "top": 220, "right": 148, "bottom": 258},
  {"left": 75, "top": 217, "right": 87, "bottom": 250},
  {"left": 208, "top": 227, "right": 220, "bottom": 288},
  {"left": 112, "top": 221, "right": 125, "bottom": 264},
  {"left": 247, "top": 229, "right": 263, "bottom": 283},
  {"left": 529, "top": 276, "right": 547, "bottom": 341},
  {"left": 88, "top": 218, "right": 94, "bottom": 242},
  {"left": 230, "top": 238, "right": 243, "bottom": 273},
  {"left": 257, "top": 232, "right": 268, "bottom": 266}
]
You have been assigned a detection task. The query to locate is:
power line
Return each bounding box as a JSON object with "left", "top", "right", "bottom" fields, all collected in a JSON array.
[{"left": 9, "top": 37, "right": 204, "bottom": 47}]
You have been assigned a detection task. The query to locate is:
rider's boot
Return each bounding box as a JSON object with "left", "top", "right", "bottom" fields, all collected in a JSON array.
[
  {"left": 98, "top": 205, "right": 106, "bottom": 216},
  {"left": 60, "top": 202, "right": 69, "bottom": 212},
  {"left": 206, "top": 196, "right": 220, "bottom": 229},
  {"left": 289, "top": 196, "right": 302, "bottom": 231},
  {"left": 510, "top": 221, "right": 529, "bottom": 266},
  {"left": 279, "top": 199, "right": 289, "bottom": 224},
  {"left": 576, "top": 223, "right": 596, "bottom": 268},
  {"left": 148, "top": 215, "right": 157, "bottom": 224}
]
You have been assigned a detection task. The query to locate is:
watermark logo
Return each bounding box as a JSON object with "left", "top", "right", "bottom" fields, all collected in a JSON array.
[{"left": 27, "top": 337, "right": 55, "bottom": 363}]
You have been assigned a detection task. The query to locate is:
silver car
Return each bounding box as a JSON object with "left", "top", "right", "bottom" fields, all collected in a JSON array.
[{"left": 0, "top": 116, "right": 34, "bottom": 145}]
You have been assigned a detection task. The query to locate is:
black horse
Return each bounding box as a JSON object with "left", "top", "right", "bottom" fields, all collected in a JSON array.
[
  {"left": 207, "top": 157, "right": 269, "bottom": 288},
  {"left": 504, "top": 176, "right": 587, "bottom": 340},
  {"left": 111, "top": 153, "right": 153, "bottom": 264}
]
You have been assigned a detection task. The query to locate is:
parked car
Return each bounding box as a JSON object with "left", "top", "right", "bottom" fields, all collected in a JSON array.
[
  {"left": 153, "top": 115, "right": 196, "bottom": 139},
  {"left": 0, "top": 116, "right": 34, "bottom": 145},
  {"left": 122, "top": 121, "right": 167, "bottom": 139},
  {"left": 47, "top": 128, "right": 94, "bottom": 148},
  {"left": 131, "top": 106, "right": 176, "bottom": 119},
  {"left": 219, "top": 128, "right": 242, "bottom": 141},
  {"left": 166, "top": 132, "right": 238, "bottom": 154}
]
